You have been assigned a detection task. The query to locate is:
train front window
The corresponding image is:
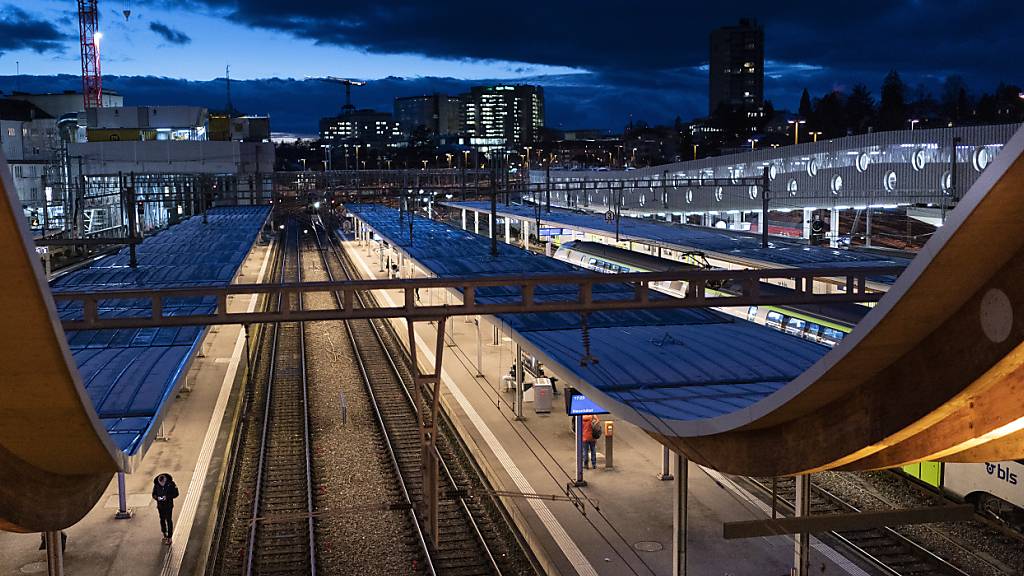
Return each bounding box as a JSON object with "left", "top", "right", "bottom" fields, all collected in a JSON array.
[{"left": 766, "top": 311, "right": 784, "bottom": 327}]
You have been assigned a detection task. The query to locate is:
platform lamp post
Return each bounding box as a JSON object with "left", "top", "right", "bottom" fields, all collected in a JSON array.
[
  {"left": 788, "top": 119, "right": 806, "bottom": 145},
  {"left": 809, "top": 131, "right": 822, "bottom": 143},
  {"left": 461, "top": 150, "right": 469, "bottom": 200},
  {"left": 761, "top": 166, "right": 771, "bottom": 249},
  {"left": 490, "top": 153, "right": 499, "bottom": 257}
]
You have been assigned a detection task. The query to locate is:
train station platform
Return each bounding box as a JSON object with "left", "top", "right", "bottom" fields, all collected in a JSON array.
[
  {"left": 340, "top": 212, "right": 869, "bottom": 575},
  {"left": 0, "top": 231, "right": 274, "bottom": 576}
]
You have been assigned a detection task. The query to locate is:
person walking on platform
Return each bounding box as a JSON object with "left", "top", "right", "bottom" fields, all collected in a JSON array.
[
  {"left": 582, "top": 414, "right": 601, "bottom": 469},
  {"left": 152, "top": 473, "right": 179, "bottom": 545}
]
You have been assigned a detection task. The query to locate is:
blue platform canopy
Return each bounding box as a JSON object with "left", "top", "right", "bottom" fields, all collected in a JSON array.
[
  {"left": 51, "top": 206, "right": 270, "bottom": 456},
  {"left": 347, "top": 204, "right": 828, "bottom": 425}
]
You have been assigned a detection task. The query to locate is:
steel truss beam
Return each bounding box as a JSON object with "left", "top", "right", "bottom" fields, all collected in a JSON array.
[{"left": 54, "top": 266, "right": 900, "bottom": 330}]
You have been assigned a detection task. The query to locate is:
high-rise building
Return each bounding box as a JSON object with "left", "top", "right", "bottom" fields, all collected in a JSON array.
[
  {"left": 708, "top": 18, "right": 764, "bottom": 116},
  {"left": 460, "top": 85, "right": 544, "bottom": 148},
  {"left": 394, "top": 94, "right": 462, "bottom": 137},
  {"left": 319, "top": 109, "right": 402, "bottom": 145}
]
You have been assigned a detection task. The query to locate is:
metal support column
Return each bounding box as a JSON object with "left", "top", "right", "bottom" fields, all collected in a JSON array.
[
  {"left": 114, "top": 471, "right": 133, "bottom": 519},
  {"left": 505, "top": 217, "right": 511, "bottom": 245},
  {"left": 44, "top": 531, "right": 64, "bottom": 576},
  {"left": 514, "top": 343, "right": 524, "bottom": 420},
  {"left": 830, "top": 208, "right": 840, "bottom": 248},
  {"left": 574, "top": 416, "right": 587, "bottom": 487},
  {"left": 474, "top": 210, "right": 480, "bottom": 235},
  {"left": 474, "top": 317, "right": 483, "bottom": 377},
  {"left": 865, "top": 208, "right": 873, "bottom": 247},
  {"left": 658, "top": 445, "right": 674, "bottom": 480},
  {"left": 522, "top": 219, "right": 530, "bottom": 250},
  {"left": 672, "top": 452, "right": 688, "bottom": 576},
  {"left": 793, "top": 474, "right": 811, "bottom": 576},
  {"left": 490, "top": 186, "right": 498, "bottom": 257},
  {"left": 461, "top": 208, "right": 467, "bottom": 230}
]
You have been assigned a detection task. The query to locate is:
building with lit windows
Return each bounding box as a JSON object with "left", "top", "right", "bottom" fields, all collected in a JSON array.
[
  {"left": 394, "top": 94, "right": 462, "bottom": 137},
  {"left": 0, "top": 99, "right": 57, "bottom": 218},
  {"left": 460, "top": 84, "right": 544, "bottom": 148},
  {"left": 319, "top": 109, "right": 402, "bottom": 146},
  {"left": 709, "top": 18, "right": 764, "bottom": 116}
]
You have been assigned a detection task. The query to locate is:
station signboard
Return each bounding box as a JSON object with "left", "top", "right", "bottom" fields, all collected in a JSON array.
[
  {"left": 538, "top": 227, "right": 564, "bottom": 237},
  {"left": 565, "top": 387, "right": 610, "bottom": 416}
]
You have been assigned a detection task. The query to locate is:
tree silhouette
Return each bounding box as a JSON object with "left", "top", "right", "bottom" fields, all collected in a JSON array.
[
  {"left": 845, "top": 84, "right": 875, "bottom": 134},
  {"left": 878, "top": 70, "right": 907, "bottom": 130},
  {"left": 798, "top": 88, "right": 813, "bottom": 119}
]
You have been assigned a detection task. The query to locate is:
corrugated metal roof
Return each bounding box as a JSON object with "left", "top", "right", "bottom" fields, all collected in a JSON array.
[
  {"left": 443, "top": 201, "right": 909, "bottom": 283},
  {"left": 52, "top": 206, "right": 269, "bottom": 454},
  {"left": 349, "top": 204, "right": 828, "bottom": 422}
]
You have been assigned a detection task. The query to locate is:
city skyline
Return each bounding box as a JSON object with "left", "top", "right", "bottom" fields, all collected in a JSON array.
[{"left": 2, "top": 1, "right": 1022, "bottom": 132}]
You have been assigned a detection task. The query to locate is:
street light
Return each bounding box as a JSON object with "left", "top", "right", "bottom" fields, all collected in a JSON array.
[
  {"left": 747, "top": 138, "right": 758, "bottom": 150},
  {"left": 788, "top": 119, "right": 806, "bottom": 145},
  {"left": 299, "top": 158, "right": 307, "bottom": 171},
  {"left": 355, "top": 144, "right": 362, "bottom": 171},
  {"left": 692, "top": 144, "right": 699, "bottom": 160},
  {"left": 809, "top": 131, "right": 823, "bottom": 143},
  {"left": 909, "top": 119, "right": 920, "bottom": 131},
  {"left": 445, "top": 152, "right": 453, "bottom": 169},
  {"left": 421, "top": 159, "right": 428, "bottom": 170},
  {"left": 321, "top": 144, "right": 332, "bottom": 170},
  {"left": 631, "top": 147, "right": 638, "bottom": 165}
]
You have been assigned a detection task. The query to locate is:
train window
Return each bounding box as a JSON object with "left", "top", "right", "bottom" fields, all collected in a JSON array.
[
  {"left": 747, "top": 306, "right": 758, "bottom": 321},
  {"left": 804, "top": 324, "right": 821, "bottom": 340},
  {"left": 588, "top": 258, "right": 598, "bottom": 266},
  {"left": 784, "top": 317, "right": 806, "bottom": 336},
  {"left": 822, "top": 327, "right": 845, "bottom": 342},
  {"left": 765, "top": 311, "right": 784, "bottom": 327},
  {"left": 620, "top": 266, "right": 630, "bottom": 273}
]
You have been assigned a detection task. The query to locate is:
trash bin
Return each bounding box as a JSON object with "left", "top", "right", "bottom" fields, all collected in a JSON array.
[{"left": 533, "top": 378, "right": 553, "bottom": 413}]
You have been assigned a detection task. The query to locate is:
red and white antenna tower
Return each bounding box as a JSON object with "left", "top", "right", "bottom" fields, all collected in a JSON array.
[{"left": 77, "top": 0, "right": 103, "bottom": 109}]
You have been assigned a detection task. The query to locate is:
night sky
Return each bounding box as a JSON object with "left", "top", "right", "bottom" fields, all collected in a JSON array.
[{"left": 2, "top": 1, "right": 1021, "bottom": 133}]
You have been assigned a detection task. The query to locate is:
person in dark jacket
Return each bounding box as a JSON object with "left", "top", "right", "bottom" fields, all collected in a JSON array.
[{"left": 152, "top": 473, "right": 179, "bottom": 544}]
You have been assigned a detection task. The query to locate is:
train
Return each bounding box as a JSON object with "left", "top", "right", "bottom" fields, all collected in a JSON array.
[
  {"left": 552, "top": 240, "right": 1024, "bottom": 529},
  {"left": 552, "top": 240, "right": 864, "bottom": 347}
]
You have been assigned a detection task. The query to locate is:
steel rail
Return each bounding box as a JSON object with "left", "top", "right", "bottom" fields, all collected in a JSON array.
[
  {"left": 309, "top": 223, "right": 438, "bottom": 576},
  {"left": 320, "top": 225, "right": 505, "bottom": 575},
  {"left": 243, "top": 225, "right": 317, "bottom": 576},
  {"left": 746, "top": 477, "right": 972, "bottom": 576}
]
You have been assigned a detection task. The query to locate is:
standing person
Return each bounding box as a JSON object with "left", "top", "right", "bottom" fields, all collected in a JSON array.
[
  {"left": 581, "top": 414, "right": 601, "bottom": 469},
  {"left": 152, "top": 473, "right": 179, "bottom": 544}
]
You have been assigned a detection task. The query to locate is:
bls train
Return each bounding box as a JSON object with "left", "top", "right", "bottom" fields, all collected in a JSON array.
[
  {"left": 553, "top": 239, "right": 1024, "bottom": 531},
  {"left": 304, "top": 190, "right": 339, "bottom": 215},
  {"left": 904, "top": 461, "right": 1024, "bottom": 530},
  {"left": 553, "top": 241, "right": 863, "bottom": 347}
]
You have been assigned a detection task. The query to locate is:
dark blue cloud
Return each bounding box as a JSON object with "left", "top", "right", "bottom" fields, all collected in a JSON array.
[
  {"left": 0, "top": 5, "right": 67, "bottom": 55},
  {"left": 142, "top": 0, "right": 1023, "bottom": 85},
  {"left": 149, "top": 21, "right": 191, "bottom": 45}
]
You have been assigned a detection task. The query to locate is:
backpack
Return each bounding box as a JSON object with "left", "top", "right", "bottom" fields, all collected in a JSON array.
[{"left": 590, "top": 418, "right": 602, "bottom": 439}]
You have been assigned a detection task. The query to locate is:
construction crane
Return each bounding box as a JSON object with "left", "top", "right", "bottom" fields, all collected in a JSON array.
[
  {"left": 77, "top": 0, "right": 103, "bottom": 109},
  {"left": 315, "top": 76, "right": 367, "bottom": 114}
]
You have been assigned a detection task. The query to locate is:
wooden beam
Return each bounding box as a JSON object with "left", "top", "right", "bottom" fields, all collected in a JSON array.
[{"left": 723, "top": 504, "right": 974, "bottom": 539}]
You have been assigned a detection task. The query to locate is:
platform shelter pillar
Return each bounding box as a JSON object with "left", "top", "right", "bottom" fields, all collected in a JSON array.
[
  {"left": 793, "top": 474, "right": 811, "bottom": 576},
  {"left": 114, "top": 471, "right": 132, "bottom": 519},
  {"left": 44, "top": 530, "right": 63, "bottom": 576},
  {"left": 829, "top": 208, "right": 840, "bottom": 247},
  {"left": 514, "top": 343, "right": 524, "bottom": 420},
  {"left": 672, "top": 451, "right": 688, "bottom": 576},
  {"left": 522, "top": 219, "right": 530, "bottom": 249},
  {"left": 574, "top": 416, "right": 586, "bottom": 487},
  {"left": 658, "top": 445, "right": 674, "bottom": 481},
  {"left": 461, "top": 209, "right": 467, "bottom": 230},
  {"left": 865, "top": 208, "right": 873, "bottom": 247},
  {"left": 474, "top": 210, "right": 480, "bottom": 235},
  {"left": 505, "top": 217, "right": 511, "bottom": 244}
]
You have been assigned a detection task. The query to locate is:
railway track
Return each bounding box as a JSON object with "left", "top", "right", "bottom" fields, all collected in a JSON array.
[
  {"left": 746, "top": 476, "right": 971, "bottom": 576},
  {"left": 310, "top": 218, "right": 537, "bottom": 576},
  {"left": 209, "top": 222, "right": 317, "bottom": 576}
]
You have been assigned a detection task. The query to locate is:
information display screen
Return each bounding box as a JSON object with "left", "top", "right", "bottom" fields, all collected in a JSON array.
[{"left": 565, "top": 388, "right": 610, "bottom": 416}]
